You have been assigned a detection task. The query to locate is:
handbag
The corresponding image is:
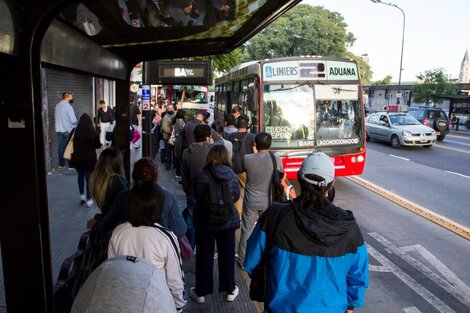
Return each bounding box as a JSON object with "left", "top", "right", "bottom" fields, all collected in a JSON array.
[
  {"left": 63, "top": 131, "right": 75, "bottom": 160},
  {"left": 249, "top": 202, "right": 290, "bottom": 302},
  {"left": 168, "top": 128, "right": 177, "bottom": 146},
  {"left": 168, "top": 195, "right": 193, "bottom": 260},
  {"left": 177, "top": 235, "right": 193, "bottom": 260}
]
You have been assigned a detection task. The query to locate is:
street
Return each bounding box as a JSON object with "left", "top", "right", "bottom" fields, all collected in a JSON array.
[{"left": 334, "top": 132, "right": 470, "bottom": 312}]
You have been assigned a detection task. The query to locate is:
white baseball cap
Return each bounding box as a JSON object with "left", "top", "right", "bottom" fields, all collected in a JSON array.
[{"left": 298, "top": 151, "right": 335, "bottom": 187}]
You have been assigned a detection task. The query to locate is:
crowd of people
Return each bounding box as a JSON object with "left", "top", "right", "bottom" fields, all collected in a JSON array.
[{"left": 56, "top": 93, "right": 369, "bottom": 313}]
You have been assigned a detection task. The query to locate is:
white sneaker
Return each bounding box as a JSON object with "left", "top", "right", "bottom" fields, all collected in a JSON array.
[
  {"left": 80, "top": 194, "right": 86, "bottom": 204},
  {"left": 226, "top": 285, "right": 239, "bottom": 302},
  {"left": 86, "top": 199, "right": 94, "bottom": 208},
  {"left": 190, "top": 287, "right": 205, "bottom": 304}
]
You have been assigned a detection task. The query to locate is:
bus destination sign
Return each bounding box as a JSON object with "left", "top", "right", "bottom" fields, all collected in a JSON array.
[{"left": 263, "top": 60, "right": 358, "bottom": 81}]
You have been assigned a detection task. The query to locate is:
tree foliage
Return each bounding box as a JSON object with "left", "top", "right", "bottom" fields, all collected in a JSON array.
[
  {"left": 239, "top": 4, "right": 371, "bottom": 83},
  {"left": 372, "top": 75, "right": 393, "bottom": 85},
  {"left": 412, "top": 68, "right": 456, "bottom": 104}
]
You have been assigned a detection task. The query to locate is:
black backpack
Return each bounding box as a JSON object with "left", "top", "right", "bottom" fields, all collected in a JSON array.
[
  {"left": 230, "top": 132, "right": 248, "bottom": 174},
  {"left": 269, "top": 152, "right": 288, "bottom": 203},
  {"left": 205, "top": 169, "right": 234, "bottom": 226}
]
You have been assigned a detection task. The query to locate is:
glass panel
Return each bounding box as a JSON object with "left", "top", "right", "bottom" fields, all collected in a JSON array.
[
  {"left": 0, "top": 0, "right": 15, "bottom": 55},
  {"left": 262, "top": 84, "right": 316, "bottom": 148},
  {"left": 315, "top": 84, "right": 362, "bottom": 147},
  {"left": 118, "top": 0, "right": 236, "bottom": 28}
]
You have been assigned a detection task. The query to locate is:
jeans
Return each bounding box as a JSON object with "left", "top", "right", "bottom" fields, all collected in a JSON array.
[
  {"left": 57, "top": 132, "right": 69, "bottom": 167},
  {"left": 99, "top": 122, "right": 110, "bottom": 146},
  {"left": 185, "top": 197, "right": 197, "bottom": 249},
  {"left": 237, "top": 204, "right": 265, "bottom": 265},
  {"left": 76, "top": 169, "right": 92, "bottom": 200}
]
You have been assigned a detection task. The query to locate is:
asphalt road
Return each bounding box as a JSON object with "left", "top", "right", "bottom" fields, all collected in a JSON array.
[
  {"left": 333, "top": 177, "right": 470, "bottom": 313},
  {"left": 363, "top": 135, "right": 470, "bottom": 228}
]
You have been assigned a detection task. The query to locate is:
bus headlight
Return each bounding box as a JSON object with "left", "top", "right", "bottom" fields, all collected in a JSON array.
[
  {"left": 351, "top": 157, "right": 357, "bottom": 163},
  {"left": 357, "top": 155, "right": 364, "bottom": 162}
]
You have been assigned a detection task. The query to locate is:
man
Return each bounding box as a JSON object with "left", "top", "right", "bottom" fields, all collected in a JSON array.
[
  {"left": 211, "top": 120, "right": 232, "bottom": 160},
  {"left": 97, "top": 100, "right": 114, "bottom": 146},
  {"left": 55, "top": 92, "right": 77, "bottom": 168},
  {"left": 181, "top": 124, "right": 213, "bottom": 248},
  {"left": 237, "top": 132, "right": 281, "bottom": 268},
  {"left": 244, "top": 152, "right": 369, "bottom": 313},
  {"left": 231, "top": 105, "right": 241, "bottom": 120},
  {"left": 223, "top": 113, "right": 237, "bottom": 138},
  {"left": 161, "top": 104, "right": 175, "bottom": 170},
  {"left": 183, "top": 110, "right": 204, "bottom": 147}
]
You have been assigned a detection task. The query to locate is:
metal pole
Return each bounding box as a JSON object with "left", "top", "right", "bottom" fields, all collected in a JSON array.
[{"left": 371, "top": 0, "right": 405, "bottom": 87}]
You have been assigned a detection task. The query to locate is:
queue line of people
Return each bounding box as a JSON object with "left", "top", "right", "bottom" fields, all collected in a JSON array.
[{"left": 62, "top": 101, "right": 368, "bottom": 313}]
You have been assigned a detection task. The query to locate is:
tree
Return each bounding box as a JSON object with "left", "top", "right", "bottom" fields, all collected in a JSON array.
[
  {"left": 412, "top": 68, "right": 456, "bottom": 104},
  {"left": 240, "top": 4, "right": 372, "bottom": 83},
  {"left": 372, "top": 75, "right": 393, "bottom": 85}
]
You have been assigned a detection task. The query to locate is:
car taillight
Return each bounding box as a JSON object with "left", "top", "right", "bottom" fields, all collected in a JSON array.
[{"left": 422, "top": 118, "right": 429, "bottom": 125}]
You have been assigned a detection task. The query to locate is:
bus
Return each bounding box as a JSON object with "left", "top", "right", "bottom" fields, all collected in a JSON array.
[{"left": 214, "top": 56, "right": 366, "bottom": 179}]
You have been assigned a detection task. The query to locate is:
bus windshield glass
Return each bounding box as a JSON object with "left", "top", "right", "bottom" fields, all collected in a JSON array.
[
  {"left": 262, "top": 84, "right": 316, "bottom": 148},
  {"left": 262, "top": 83, "right": 362, "bottom": 148}
]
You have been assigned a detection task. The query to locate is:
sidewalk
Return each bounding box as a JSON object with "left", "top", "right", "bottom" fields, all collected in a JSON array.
[
  {"left": 449, "top": 125, "right": 470, "bottom": 137},
  {"left": 46, "top": 151, "right": 259, "bottom": 313}
]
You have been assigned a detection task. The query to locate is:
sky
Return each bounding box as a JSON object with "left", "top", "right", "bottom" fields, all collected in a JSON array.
[{"left": 302, "top": 0, "right": 470, "bottom": 83}]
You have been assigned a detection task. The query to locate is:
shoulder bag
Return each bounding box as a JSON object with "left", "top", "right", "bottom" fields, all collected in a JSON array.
[{"left": 63, "top": 131, "right": 75, "bottom": 160}]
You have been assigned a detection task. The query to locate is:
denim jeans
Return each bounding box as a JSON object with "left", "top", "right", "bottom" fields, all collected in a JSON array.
[
  {"left": 185, "top": 197, "right": 197, "bottom": 249},
  {"left": 57, "top": 132, "right": 69, "bottom": 167},
  {"left": 76, "top": 169, "right": 92, "bottom": 200},
  {"left": 237, "top": 204, "right": 265, "bottom": 265}
]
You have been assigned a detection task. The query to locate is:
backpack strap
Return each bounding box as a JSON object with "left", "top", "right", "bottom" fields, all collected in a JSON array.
[
  {"left": 268, "top": 152, "right": 280, "bottom": 203},
  {"left": 153, "top": 224, "right": 183, "bottom": 269}
]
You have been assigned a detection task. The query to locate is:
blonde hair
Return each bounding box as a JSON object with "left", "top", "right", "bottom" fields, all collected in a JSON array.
[{"left": 90, "top": 147, "right": 125, "bottom": 208}]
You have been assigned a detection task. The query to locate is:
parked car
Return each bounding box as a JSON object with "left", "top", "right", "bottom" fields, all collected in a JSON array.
[
  {"left": 366, "top": 112, "right": 437, "bottom": 149},
  {"left": 407, "top": 107, "right": 449, "bottom": 141}
]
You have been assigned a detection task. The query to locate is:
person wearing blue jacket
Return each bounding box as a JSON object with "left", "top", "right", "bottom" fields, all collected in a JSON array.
[{"left": 244, "top": 151, "right": 369, "bottom": 313}]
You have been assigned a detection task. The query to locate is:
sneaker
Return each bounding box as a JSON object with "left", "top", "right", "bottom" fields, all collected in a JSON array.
[
  {"left": 226, "top": 285, "right": 239, "bottom": 302},
  {"left": 86, "top": 199, "right": 94, "bottom": 208},
  {"left": 190, "top": 287, "right": 205, "bottom": 304},
  {"left": 80, "top": 194, "right": 86, "bottom": 204}
]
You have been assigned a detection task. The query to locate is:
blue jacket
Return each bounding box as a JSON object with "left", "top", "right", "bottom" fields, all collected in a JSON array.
[
  {"left": 193, "top": 164, "right": 241, "bottom": 231},
  {"left": 244, "top": 201, "right": 369, "bottom": 313}
]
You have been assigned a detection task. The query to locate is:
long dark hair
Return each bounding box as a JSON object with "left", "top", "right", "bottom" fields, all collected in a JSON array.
[
  {"left": 128, "top": 181, "right": 164, "bottom": 227},
  {"left": 295, "top": 173, "right": 333, "bottom": 211},
  {"left": 75, "top": 113, "right": 97, "bottom": 140},
  {"left": 204, "top": 144, "right": 231, "bottom": 169}
]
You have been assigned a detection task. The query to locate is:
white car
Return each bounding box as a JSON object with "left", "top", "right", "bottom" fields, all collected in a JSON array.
[{"left": 366, "top": 112, "right": 437, "bottom": 148}]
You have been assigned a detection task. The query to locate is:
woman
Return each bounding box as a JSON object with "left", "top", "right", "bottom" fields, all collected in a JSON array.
[
  {"left": 190, "top": 144, "right": 240, "bottom": 304},
  {"left": 89, "top": 147, "right": 128, "bottom": 217},
  {"left": 244, "top": 152, "right": 369, "bottom": 313},
  {"left": 70, "top": 113, "right": 101, "bottom": 207},
  {"left": 93, "top": 158, "right": 186, "bottom": 239},
  {"left": 172, "top": 109, "right": 186, "bottom": 178},
  {"left": 108, "top": 181, "right": 186, "bottom": 312}
]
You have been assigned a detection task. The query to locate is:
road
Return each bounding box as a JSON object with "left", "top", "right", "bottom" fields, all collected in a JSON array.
[
  {"left": 363, "top": 134, "right": 470, "bottom": 228},
  {"left": 332, "top": 133, "right": 470, "bottom": 312}
]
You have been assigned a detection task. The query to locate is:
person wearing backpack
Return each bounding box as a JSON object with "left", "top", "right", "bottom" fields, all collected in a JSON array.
[
  {"left": 181, "top": 124, "right": 213, "bottom": 248},
  {"left": 190, "top": 144, "right": 241, "bottom": 304},
  {"left": 237, "top": 132, "right": 282, "bottom": 269}
]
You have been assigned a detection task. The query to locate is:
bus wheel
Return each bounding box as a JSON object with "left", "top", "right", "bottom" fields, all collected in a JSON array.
[{"left": 391, "top": 135, "right": 401, "bottom": 149}]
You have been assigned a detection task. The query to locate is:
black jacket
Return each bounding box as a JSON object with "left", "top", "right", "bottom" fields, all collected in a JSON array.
[
  {"left": 194, "top": 165, "right": 241, "bottom": 231},
  {"left": 70, "top": 128, "right": 101, "bottom": 171}
]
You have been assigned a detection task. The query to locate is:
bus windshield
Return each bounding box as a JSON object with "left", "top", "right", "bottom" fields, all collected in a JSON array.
[{"left": 262, "top": 83, "right": 362, "bottom": 148}]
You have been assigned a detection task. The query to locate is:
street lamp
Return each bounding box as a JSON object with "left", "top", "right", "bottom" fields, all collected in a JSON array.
[
  {"left": 293, "top": 34, "right": 319, "bottom": 55},
  {"left": 370, "top": 0, "right": 405, "bottom": 88}
]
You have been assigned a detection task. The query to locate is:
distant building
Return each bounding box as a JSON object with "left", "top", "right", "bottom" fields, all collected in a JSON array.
[{"left": 459, "top": 50, "right": 469, "bottom": 83}]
